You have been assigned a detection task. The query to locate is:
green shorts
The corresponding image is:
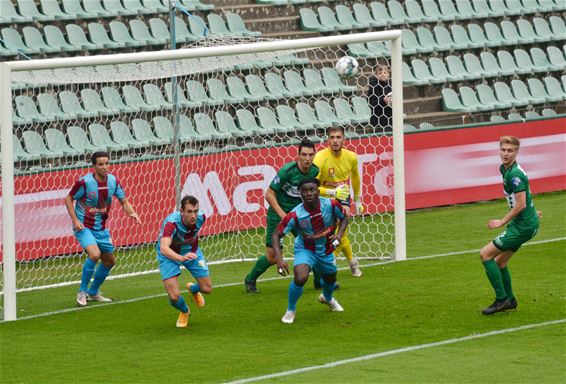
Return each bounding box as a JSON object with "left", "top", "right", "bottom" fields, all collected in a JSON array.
[
  {"left": 493, "top": 223, "right": 539, "bottom": 252},
  {"left": 265, "top": 209, "right": 298, "bottom": 248}
]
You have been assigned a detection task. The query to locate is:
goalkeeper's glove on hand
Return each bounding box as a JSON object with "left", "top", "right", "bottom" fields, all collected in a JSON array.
[
  {"left": 355, "top": 199, "right": 364, "bottom": 215},
  {"left": 329, "top": 184, "right": 350, "bottom": 200}
]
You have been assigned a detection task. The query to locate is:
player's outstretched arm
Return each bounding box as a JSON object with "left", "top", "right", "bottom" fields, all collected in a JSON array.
[
  {"left": 120, "top": 198, "right": 142, "bottom": 224},
  {"left": 64, "top": 194, "right": 83, "bottom": 231}
]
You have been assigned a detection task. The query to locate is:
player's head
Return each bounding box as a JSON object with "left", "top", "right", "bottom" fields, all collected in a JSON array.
[
  {"left": 298, "top": 177, "right": 320, "bottom": 206},
  {"left": 327, "top": 127, "right": 345, "bottom": 153},
  {"left": 180, "top": 195, "right": 199, "bottom": 226},
  {"left": 91, "top": 151, "right": 110, "bottom": 179},
  {"left": 376, "top": 65, "right": 391, "bottom": 82},
  {"left": 499, "top": 136, "right": 520, "bottom": 167},
  {"left": 297, "top": 138, "right": 316, "bottom": 172}
]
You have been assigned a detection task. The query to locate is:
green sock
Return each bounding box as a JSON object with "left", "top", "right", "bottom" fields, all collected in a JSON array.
[
  {"left": 482, "top": 259, "right": 507, "bottom": 300},
  {"left": 500, "top": 266, "right": 515, "bottom": 301},
  {"left": 245, "top": 255, "right": 272, "bottom": 282}
]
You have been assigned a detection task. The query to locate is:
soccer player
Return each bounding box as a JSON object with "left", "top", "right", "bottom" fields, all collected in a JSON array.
[
  {"left": 479, "top": 136, "right": 541, "bottom": 315},
  {"left": 65, "top": 151, "right": 141, "bottom": 307},
  {"left": 156, "top": 195, "right": 211, "bottom": 328},
  {"left": 274, "top": 178, "right": 349, "bottom": 324},
  {"left": 244, "top": 138, "right": 319, "bottom": 293},
  {"left": 313, "top": 126, "right": 364, "bottom": 285}
]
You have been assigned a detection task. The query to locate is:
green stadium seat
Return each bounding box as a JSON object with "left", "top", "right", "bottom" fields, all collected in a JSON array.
[
  {"left": 471, "top": 0, "right": 499, "bottom": 17},
  {"left": 514, "top": 48, "right": 545, "bottom": 73},
  {"left": 388, "top": 0, "right": 421, "bottom": 24},
  {"left": 497, "top": 50, "right": 530, "bottom": 75},
  {"left": 179, "top": 0, "right": 214, "bottom": 11},
  {"left": 321, "top": 68, "right": 357, "bottom": 93},
  {"left": 44, "top": 25, "right": 79, "bottom": 52},
  {"left": 173, "top": 17, "right": 200, "bottom": 43},
  {"left": 405, "top": 0, "right": 436, "bottom": 22},
  {"left": 544, "top": 76, "right": 566, "bottom": 100},
  {"left": 22, "top": 26, "right": 59, "bottom": 54},
  {"left": 276, "top": 105, "right": 302, "bottom": 132},
  {"left": 207, "top": 14, "right": 233, "bottom": 37},
  {"left": 66, "top": 24, "right": 104, "bottom": 50},
  {"left": 429, "top": 58, "right": 458, "bottom": 82},
  {"left": 333, "top": 98, "right": 367, "bottom": 124},
  {"left": 45, "top": 128, "right": 84, "bottom": 156},
  {"left": 527, "top": 78, "right": 562, "bottom": 103},
  {"left": 494, "top": 81, "right": 528, "bottom": 107},
  {"left": 446, "top": 55, "right": 475, "bottom": 80},
  {"left": 80, "top": 89, "right": 113, "bottom": 117},
  {"left": 15, "top": 95, "right": 50, "bottom": 123},
  {"left": 216, "top": 111, "right": 254, "bottom": 137},
  {"left": 484, "top": 22, "right": 511, "bottom": 45},
  {"left": 370, "top": 1, "right": 397, "bottom": 26},
  {"left": 88, "top": 23, "right": 126, "bottom": 49},
  {"left": 123, "top": 85, "right": 154, "bottom": 111},
  {"left": 227, "top": 76, "right": 262, "bottom": 103},
  {"left": 17, "top": 0, "right": 50, "bottom": 21},
  {"left": 179, "top": 114, "right": 208, "bottom": 142},
  {"left": 164, "top": 82, "right": 197, "bottom": 108},
  {"left": 533, "top": 17, "right": 561, "bottom": 42},
  {"left": 347, "top": 43, "right": 371, "bottom": 58},
  {"left": 296, "top": 102, "right": 327, "bottom": 129},
  {"left": 480, "top": 51, "right": 513, "bottom": 76},
  {"left": 490, "top": 115, "right": 506, "bottom": 123},
  {"left": 504, "top": 0, "right": 535, "bottom": 14},
  {"left": 265, "top": 72, "right": 294, "bottom": 98},
  {"left": 501, "top": 20, "right": 530, "bottom": 44},
  {"left": 422, "top": 0, "right": 454, "bottom": 21},
  {"left": 67, "top": 126, "right": 100, "bottom": 152},
  {"left": 549, "top": 15, "right": 566, "bottom": 40},
  {"left": 524, "top": 111, "right": 541, "bottom": 120},
  {"left": 89, "top": 123, "right": 129, "bottom": 151},
  {"left": 143, "top": 84, "right": 172, "bottom": 109},
  {"left": 142, "top": 0, "right": 169, "bottom": 12},
  {"left": 538, "top": 0, "right": 560, "bottom": 11},
  {"left": 188, "top": 14, "right": 210, "bottom": 38},
  {"left": 37, "top": 93, "right": 69, "bottom": 120},
  {"left": 351, "top": 96, "right": 372, "bottom": 122},
  {"left": 149, "top": 18, "right": 171, "bottom": 44},
  {"left": 450, "top": 24, "right": 479, "bottom": 49},
  {"left": 438, "top": 0, "right": 466, "bottom": 20},
  {"left": 1, "top": 28, "right": 36, "bottom": 55},
  {"left": 130, "top": 19, "right": 166, "bottom": 45},
  {"left": 284, "top": 70, "right": 317, "bottom": 97},
  {"left": 476, "top": 84, "right": 513, "bottom": 109},
  {"left": 40, "top": 0, "right": 74, "bottom": 19},
  {"left": 401, "top": 29, "right": 428, "bottom": 55},
  {"left": 468, "top": 23, "right": 499, "bottom": 48},
  {"left": 82, "top": 0, "right": 114, "bottom": 17},
  {"left": 418, "top": 122, "right": 434, "bottom": 130},
  {"left": 236, "top": 109, "right": 275, "bottom": 135},
  {"left": 110, "top": 121, "right": 145, "bottom": 148},
  {"left": 517, "top": 19, "right": 546, "bottom": 43},
  {"left": 194, "top": 113, "right": 229, "bottom": 139},
  {"left": 314, "top": 100, "right": 342, "bottom": 126},
  {"left": 456, "top": 0, "right": 484, "bottom": 18},
  {"left": 0, "top": 0, "right": 29, "bottom": 23},
  {"left": 22, "top": 131, "right": 59, "bottom": 158},
  {"left": 335, "top": 5, "right": 367, "bottom": 29},
  {"left": 402, "top": 62, "right": 423, "bottom": 85},
  {"left": 353, "top": 3, "right": 386, "bottom": 28},
  {"left": 13, "top": 135, "right": 39, "bottom": 161},
  {"left": 318, "top": 6, "right": 351, "bottom": 31},
  {"left": 366, "top": 40, "right": 391, "bottom": 57},
  {"left": 464, "top": 53, "right": 498, "bottom": 77},
  {"left": 507, "top": 112, "right": 523, "bottom": 121},
  {"left": 442, "top": 88, "right": 474, "bottom": 112},
  {"left": 303, "top": 69, "right": 334, "bottom": 95},
  {"left": 122, "top": 0, "right": 154, "bottom": 15},
  {"left": 152, "top": 116, "right": 176, "bottom": 143},
  {"left": 61, "top": 0, "right": 96, "bottom": 18},
  {"left": 541, "top": 108, "right": 557, "bottom": 117},
  {"left": 488, "top": 0, "right": 522, "bottom": 15},
  {"left": 101, "top": 86, "right": 136, "bottom": 113},
  {"left": 186, "top": 80, "right": 218, "bottom": 106},
  {"left": 530, "top": 47, "right": 560, "bottom": 71},
  {"left": 207, "top": 78, "right": 239, "bottom": 104},
  {"left": 460, "top": 86, "right": 490, "bottom": 111},
  {"left": 416, "top": 27, "right": 448, "bottom": 52},
  {"left": 257, "top": 107, "right": 291, "bottom": 134},
  {"left": 412, "top": 59, "right": 444, "bottom": 84},
  {"left": 132, "top": 118, "right": 169, "bottom": 145},
  {"left": 546, "top": 46, "right": 566, "bottom": 68},
  {"left": 245, "top": 74, "right": 275, "bottom": 100},
  {"left": 432, "top": 26, "right": 458, "bottom": 50},
  {"left": 225, "top": 12, "right": 261, "bottom": 37},
  {"left": 109, "top": 21, "right": 144, "bottom": 47}
]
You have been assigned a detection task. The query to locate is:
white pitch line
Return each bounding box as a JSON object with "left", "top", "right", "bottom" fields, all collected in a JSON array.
[
  {"left": 224, "top": 319, "right": 566, "bottom": 384},
  {"left": 4, "top": 236, "right": 565, "bottom": 322}
]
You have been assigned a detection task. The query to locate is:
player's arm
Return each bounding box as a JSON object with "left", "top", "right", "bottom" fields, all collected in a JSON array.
[
  {"left": 488, "top": 191, "right": 527, "bottom": 229},
  {"left": 265, "top": 187, "right": 286, "bottom": 219},
  {"left": 330, "top": 200, "right": 349, "bottom": 242},
  {"left": 119, "top": 197, "right": 142, "bottom": 224},
  {"left": 272, "top": 212, "right": 296, "bottom": 275},
  {"left": 64, "top": 194, "right": 83, "bottom": 231},
  {"left": 159, "top": 237, "right": 196, "bottom": 262}
]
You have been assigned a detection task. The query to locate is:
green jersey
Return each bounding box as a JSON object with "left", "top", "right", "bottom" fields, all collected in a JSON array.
[
  {"left": 500, "top": 161, "right": 539, "bottom": 230},
  {"left": 268, "top": 161, "right": 320, "bottom": 213}
]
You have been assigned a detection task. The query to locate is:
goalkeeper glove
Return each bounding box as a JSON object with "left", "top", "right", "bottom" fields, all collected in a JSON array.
[
  {"left": 328, "top": 185, "right": 350, "bottom": 201},
  {"left": 355, "top": 198, "right": 364, "bottom": 215}
]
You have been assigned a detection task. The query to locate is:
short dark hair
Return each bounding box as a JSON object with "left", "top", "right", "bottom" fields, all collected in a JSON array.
[
  {"left": 327, "top": 126, "right": 344, "bottom": 136},
  {"left": 298, "top": 138, "right": 315, "bottom": 154},
  {"left": 180, "top": 195, "right": 199, "bottom": 210},
  {"left": 91, "top": 151, "right": 110, "bottom": 165},
  {"left": 298, "top": 177, "right": 320, "bottom": 190}
]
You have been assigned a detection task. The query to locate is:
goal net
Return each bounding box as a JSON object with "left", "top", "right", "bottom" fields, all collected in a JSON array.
[{"left": 0, "top": 32, "right": 405, "bottom": 320}]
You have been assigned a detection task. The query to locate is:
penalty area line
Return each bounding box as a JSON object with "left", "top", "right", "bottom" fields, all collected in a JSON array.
[{"left": 224, "top": 318, "right": 566, "bottom": 384}]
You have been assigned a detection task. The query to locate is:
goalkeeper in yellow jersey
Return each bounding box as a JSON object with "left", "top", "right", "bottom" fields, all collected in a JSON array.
[{"left": 313, "top": 126, "right": 363, "bottom": 286}]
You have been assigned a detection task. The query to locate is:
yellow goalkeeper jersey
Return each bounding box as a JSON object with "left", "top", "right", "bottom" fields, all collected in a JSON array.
[{"left": 313, "top": 146, "right": 360, "bottom": 201}]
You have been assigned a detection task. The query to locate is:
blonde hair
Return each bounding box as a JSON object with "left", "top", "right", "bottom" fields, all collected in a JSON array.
[{"left": 500, "top": 136, "right": 520, "bottom": 150}]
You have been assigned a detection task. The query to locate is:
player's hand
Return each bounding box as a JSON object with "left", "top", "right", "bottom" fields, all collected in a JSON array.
[
  {"left": 487, "top": 219, "right": 503, "bottom": 229},
  {"left": 335, "top": 185, "right": 350, "bottom": 200},
  {"left": 537, "top": 210, "right": 542, "bottom": 219},
  {"left": 130, "top": 212, "right": 142, "bottom": 224},
  {"left": 73, "top": 220, "right": 84, "bottom": 231},
  {"left": 184, "top": 252, "right": 198, "bottom": 260},
  {"left": 276, "top": 259, "right": 289, "bottom": 276},
  {"left": 355, "top": 199, "right": 364, "bottom": 215}
]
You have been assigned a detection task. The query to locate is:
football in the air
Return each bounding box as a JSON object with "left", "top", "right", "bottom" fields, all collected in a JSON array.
[{"left": 335, "top": 56, "right": 359, "bottom": 78}]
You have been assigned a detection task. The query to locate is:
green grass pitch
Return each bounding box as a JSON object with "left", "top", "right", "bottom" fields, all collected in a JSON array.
[{"left": 1, "top": 192, "right": 564, "bottom": 383}]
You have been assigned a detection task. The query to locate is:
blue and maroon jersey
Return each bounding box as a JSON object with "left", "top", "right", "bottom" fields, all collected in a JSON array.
[
  {"left": 156, "top": 211, "right": 206, "bottom": 260},
  {"left": 68, "top": 172, "right": 125, "bottom": 231},
  {"left": 277, "top": 197, "right": 345, "bottom": 256}
]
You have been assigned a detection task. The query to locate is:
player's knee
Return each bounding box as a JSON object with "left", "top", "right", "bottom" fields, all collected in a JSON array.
[
  {"left": 495, "top": 259, "right": 508, "bottom": 269},
  {"left": 479, "top": 249, "right": 492, "bottom": 261},
  {"left": 200, "top": 283, "right": 212, "bottom": 294},
  {"left": 168, "top": 292, "right": 180, "bottom": 302}
]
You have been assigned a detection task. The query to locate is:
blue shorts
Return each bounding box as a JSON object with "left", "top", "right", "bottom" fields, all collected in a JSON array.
[
  {"left": 74, "top": 228, "right": 114, "bottom": 254},
  {"left": 294, "top": 248, "right": 337, "bottom": 275},
  {"left": 158, "top": 248, "right": 209, "bottom": 281}
]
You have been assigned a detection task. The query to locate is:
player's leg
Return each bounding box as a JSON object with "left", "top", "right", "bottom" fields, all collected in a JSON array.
[
  {"left": 282, "top": 250, "right": 312, "bottom": 324},
  {"left": 495, "top": 250, "right": 517, "bottom": 309},
  {"left": 159, "top": 258, "right": 190, "bottom": 327},
  {"left": 244, "top": 211, "right": 280, "bottom": 293},
  {"left": 335, "top": 226, "right": 362, "bottom": 277},
  {"left": 75, "top": 229, "right": 101, "bottom": 306},
  {"left": 317, "top": 254, "right": 343, "bottom": 311},
  {"left": 479, "top": 241, "right": 509, "bottom": 314},
  {"left": 86, "top": 229, "right": 115, "bottom": 302},
  {"left": 184, "top": 249, "right": 211, "bottom": 307}
]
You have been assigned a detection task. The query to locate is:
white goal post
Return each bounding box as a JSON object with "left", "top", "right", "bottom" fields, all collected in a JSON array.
[{"left": 1, "top": 31, "right": 405, "bottom": 321}]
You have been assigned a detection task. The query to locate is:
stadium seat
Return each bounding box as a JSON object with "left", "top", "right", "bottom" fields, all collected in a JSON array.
[
  {"left": 388, "top": 0, "right": 421, "bottom": 24},
  {"left": 103, "top": 0, "right": 136, "bottom": 15},
  {"left": 183, "top": 0, "right": 214, "bottom": 11},
  {"left": 321, "top": 68, "right": 357, "bottom": 93},
  {"left": 13, "top": 135, "right": 40, "bottom": 161},
  {"left": 82, "top": 0, "right": 114, "bottom": 17},
  {"left": 45, "top": 128, "right": 84, "bottom": 156},
  {"left": 216, "top": 110, "right": 254, "bottom": 137},
  {"left": 504, "top": 0, "right": 535, "bottom": 14},
  {"left": 284, "top": 70, "right": 317, "bottom": 97},
  {"left": 142, "top": 0, "right": 169, "bottom": 12},
  {"left": 132, "top": 118, "right": 169, "bottom": 145},
  {"left": 333, "top": 98, "right": 367, "bottom": 125},
  {"left": 459, "top": 86, "right": 490, "bottom": 111},
  {"left": 88, "top": 22, "right": 126, "bottom": 49},
  {"left": 265, "top": 72, "right": 294, "bottom": 98},
  {"left": 467, "top": 23, "right": 498, "bottom": 48},
  {"left": 524, "top": 111, "right": 541, "bottom": 120},
  {"left": 110, "top": 121, "right": 145, "bottom": 148},
  {"left": 61, "top": 0, "right": 96, "bottom": 18},
  {"left": 0, "top": 0, "right": 30, "bottom": 23},
  {"left": 188, "top": 14, "right": 210, "bottom": 38},
  {"left": 257, "top": 107, "right": 290, "bottom": 134},
  {"left": 66, "top": 24, "right": 104, "bottom": 50},
  {"left": 417, "top": 27, "right": 449, "bottom": 52},
  {"left": 101, "top": 86, "right": 136, "bottom": 113},
  {"left": 17, "top": 0, "right": 50, "bottom": 21},
  {"left": 173, "top": 17, "right": 200, "bottom": 43},
  {"left": 303, "top": 69, "right": 334, "bottom": 95},
  {"left": 405, "top": 0, "right": 436, "bottom": 22},
  {"left": 348, "top": 43, "right": 372, "bottom": 58},
  {"left": 186, "top": 80, "right": 219, "bottom": 106},
  {"left": 142, "top": 84, "right": 171, "bottom": 109},
  {"left": 401, "top": 29, "right": 428, "bottom": 55},
  {"left": 194, "top": 113, "right": 231, "bottom": 139},
  {"left": 507, "top": 112, "right": 523, "bottom": 121},
  {"left": 318, "top": 6, "right": 352, "bottom": 31},
  {"left": 366, "top": 41, "right": 391, "bottom": 57},
  {"left": 501, "top": 20, "right": 531, "bottom": 44},
  {"left": 493, "top": 81, "right": 528, "bottom": 107},
  {"left": 488, "top": 0, "right": 521, "bottom": 15},
  {"left": 352, "top": 3, "right": 386, "bottom": 28},
  {"left": 351, "top": 96, "right": 372, "bottom": 122},
  {"left": 446, "top": 55, "right": 475, "bottom": 80},
  {"left": 148, "top": 18, "right": 172, "bottom": 43},
  {"left": 541, "top": 108, "right": 558, "bottom": 117},
  {"left": 276, "top": 105, "right": 302, "bottom": 131},
  {"left": 179, "top": 114, "right": 209, "bottom": 141},
  {"left": 370, "top": 1, "right": 397, "bottom": 26},
  {"left": 513, "top": 48, "right": 544, "bottom": 73},
  {"left": 109, "top": 21, "right": 144, "bottom": 47},
  {"left": 402, "top": 62, "right": 423, "bottom": 85},
  {"left": 314, "top": 100, "right": 343, "bottom": 126},
  {"left": 490, "top": 115, "right": 506, "bottom": 123},
  {"left": 527, "top": 78, "right": 562, "bottom": 103},
  {"left": 546, "top": 46, "right": 566, "bottom": 68},
  {"left": 533, "top": 17, "right": 561, "bottom": 42},
  {"left": 227, "top": 76, "right": 263, "bottom": 103},
  {"left": 245, "top": 74, "right": 276, "bottom": 100},
  {"left": 438, "top": 0, "right": 465, "bottom": 20},
  {"left": 450, "top": 24, "right": 479, "bottom": 49},
  {"left": 44, "top": 25, "right": 79, "bottom": 52},
  {"left": 335, "top": 5, "right": 367, "bottom": 29},
  {"left": 15, "top": 95, "right": 50, "bottom": 123},
  {"left": 517, "top": 19, "right": 546, "bottom": 43},
  {"left": 422, "top": 0, "right": 453, "bottom": 21},
  {"left": 549, "top": 16, "right": 566, "bottom": 40},
  {"left": 122, "top": 85, "right": 154, "bottom": 111},
  {"left": 418, "top": 122, "right": 435, "bottom": 130},
  {"left": 37, "top": 93, "right": 69, "bottom": 120},
  {"left": 539, "top": 0, "right": 560, "bottom": 11},
  {"left": 497, "top": 50, "right": 529, "bottom": 75},
  {"left": 476, "top": 84, "right": 513, "bottom": 109},
  {"left": 81, "top": 89, "right": 114, "bottom": 116},
  {"left": 480, "top": 51, "right": 512, "bottom": 76},
  {"left": 471, "top": 0, "right": 499, "bottom": 17},
  {"left": 23, "top": 26, "right": 59, "bottom": 54},
  {"left": 484, "top": 22, "right": 510, "bottom": 45},
  {"left": 404, "top": 124, "right": 418, "bottom": 132},
  {"left": 456, "top": 0, "right": 484, "bottom": 18},
  {"left": 207, "top": 14, "right": 233, "bottom": 37},
  {"left": 464, "top": 53, "right": 498, "bottom": 77},
  {"left": 225, "top": 12, "right": 261, "bottom": 37},
  {"left": 429, "top": 57, "right": 459, "bottom": 82},
  {"left": 67, "top": 126, "right": 100, "bottom": 152},
  {"left": 296, "top": 102, "right": 327, "bottom": 129},
  {"left": 41, "top": 0, "right": 75, "bottom": 20},
  {"left": 152, "top": 116, "right": 177, "bottom": 142},
  {"left": 300, "top": 8, "right": 331, "bottom": 32},
  {"left": 130, "top": 19, "right": 166, "bottom": 45},
  {"left": 207, "top": 78, "right": 239, "bottom": 104},
  {"left": 543, "top": 76, "right": 566, "bottom": 100},
  {"left": 441, "top": 88, "right": 473, "bottom": 112},
  {"left": 236, "top": 109, "right": 274, "bottom": 135},
  {"left": 1, "top": 28, "right": 36, "bottom": 55},
  {"left": 89, "top": 123, "right": 130, "bottom": 151},
  {"left": 530, "top": 47, "right": 560, "bottom": 71},
  {"left": 412, "top": 59, "right": 444, "bottom": 84},
  {"left": 122, "top": 0, "right": 154, "bottom": 15},
  {"left": 164, "top": 82, "right": 197, "bottom": 108},
  {"left": 22, "top": 131, "right": 59, "bottom": 158},
  {"left": 433, "top": 26, "right": 460, "bottom": 50}
]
